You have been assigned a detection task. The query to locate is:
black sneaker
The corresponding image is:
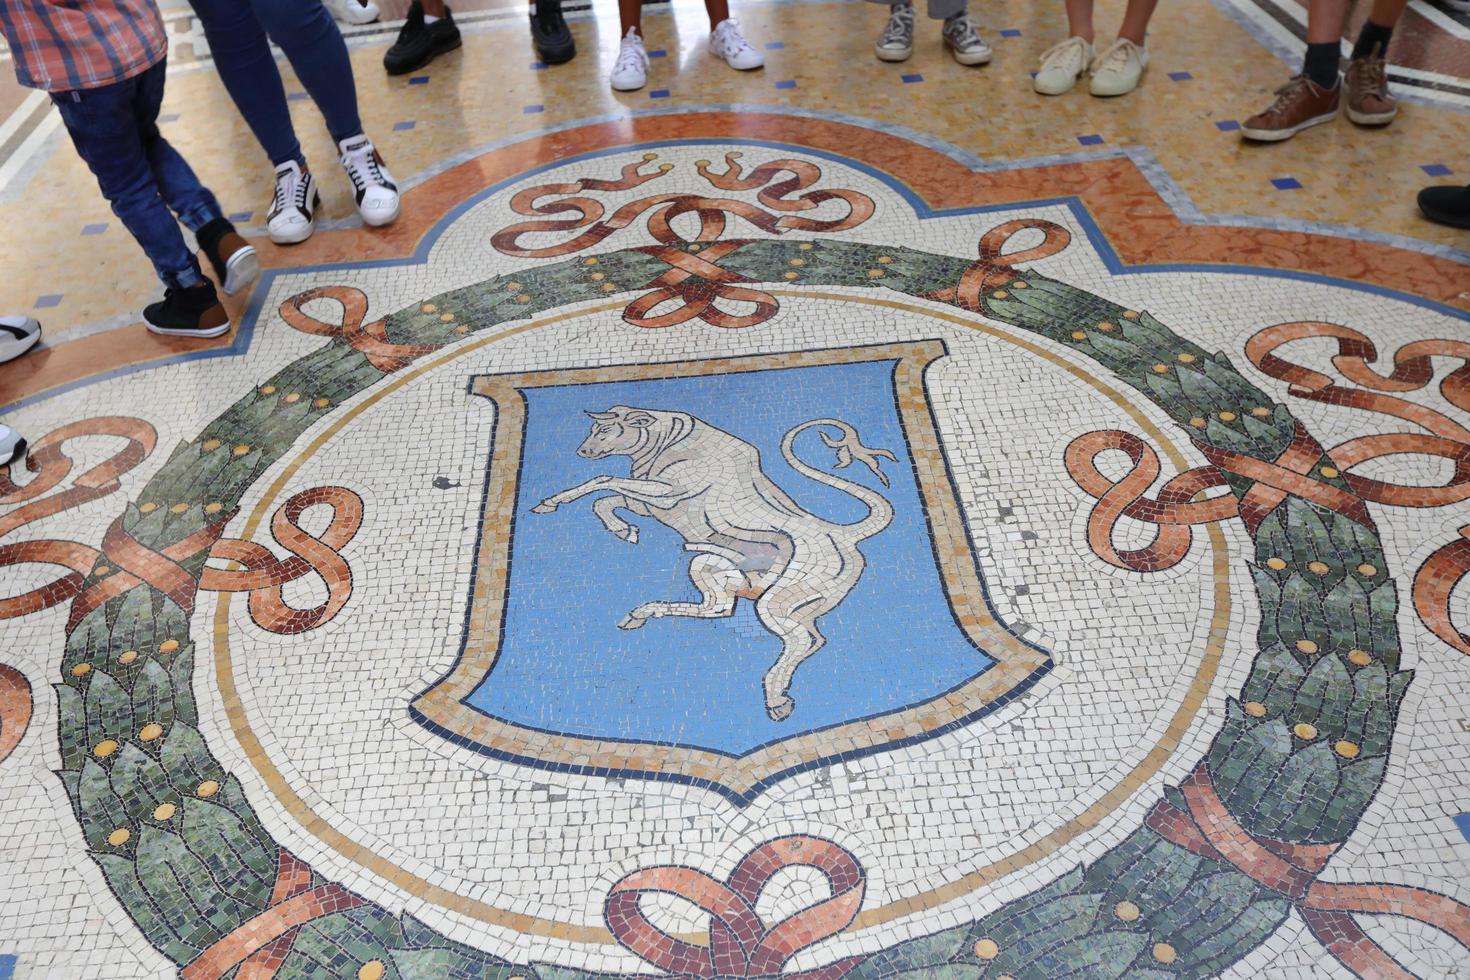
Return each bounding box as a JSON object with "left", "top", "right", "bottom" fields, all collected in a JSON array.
[
  {"left": 384, "top": 1, "right": 462, "bottom": 75},
  {"left": 530, "top": 0, "right": 575, "bottom": 65},
  {"left": 1419, "top": 184, "right": 1470, "bottom": 230},
  {"left": 143, "top": 281, "right": 231, "bottom": 339},
  {"left": 196, "top": 217, "right": 260, "bottom": 296}
]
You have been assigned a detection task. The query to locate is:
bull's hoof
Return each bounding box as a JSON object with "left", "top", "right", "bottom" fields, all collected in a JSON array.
[
  {"left": 618, "top": 613, "right": 647, "bottom": 630},
  {"left": 766, "top": 696, "right": 795, "bottom": 722},
  {"left": 531, "top": 501, "right": 557, "bottom": 514}
]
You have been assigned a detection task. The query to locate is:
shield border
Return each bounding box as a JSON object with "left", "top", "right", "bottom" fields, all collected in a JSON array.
[{"left": 411, "top": 339, "right": 1052, "bottom": 804}]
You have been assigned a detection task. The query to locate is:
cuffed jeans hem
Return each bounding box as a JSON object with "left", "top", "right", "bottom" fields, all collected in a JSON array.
[{"left": 163, "top": 265, "right": 206, "bottom": 290}]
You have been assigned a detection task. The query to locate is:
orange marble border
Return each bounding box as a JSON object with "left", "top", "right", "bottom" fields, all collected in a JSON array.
[{"left": 4, "top": 111, "right": 1464, "bottom": 410}]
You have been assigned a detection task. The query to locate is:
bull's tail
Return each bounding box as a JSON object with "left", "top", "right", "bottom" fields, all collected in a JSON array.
[{"left": 780, "top": 420, "right": 896, "bottom": 542}]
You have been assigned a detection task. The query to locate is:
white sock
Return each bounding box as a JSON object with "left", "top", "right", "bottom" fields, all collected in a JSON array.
[{"left": 424, "top": 12, "right": 440, "bottom": 23}]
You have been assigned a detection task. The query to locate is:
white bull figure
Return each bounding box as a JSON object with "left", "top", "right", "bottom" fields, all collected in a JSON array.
[{"left": 531, "top": 406, "right": 896, "bottom": 721}]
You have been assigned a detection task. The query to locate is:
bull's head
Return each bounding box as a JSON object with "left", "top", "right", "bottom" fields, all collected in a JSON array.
[{"left": 576, "top": 406, "right": 656, "bottom": 459}]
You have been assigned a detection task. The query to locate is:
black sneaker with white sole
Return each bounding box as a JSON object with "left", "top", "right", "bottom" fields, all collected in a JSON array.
[
  {"left": 0, "top": 315, "right": 41, "bottom": 364},
  {"left": 197, "top": 218, "right": 260, "bottom": 296},
  {"left": 143, "top": 281, "right": 231, "bottom": 339},
  {"left": 0, "top": 424, "right": 25, "bottom": 468},
  {"left": 384, "top": 1, "right": 462, "bottom": 75}
]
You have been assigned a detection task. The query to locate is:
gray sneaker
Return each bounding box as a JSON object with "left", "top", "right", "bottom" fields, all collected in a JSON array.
[
  {"left": 942, "top": 13, "right": 992, "bottom": 65},
  {"left": 875, "top": 3, "right": 915, "bottom": 62}
]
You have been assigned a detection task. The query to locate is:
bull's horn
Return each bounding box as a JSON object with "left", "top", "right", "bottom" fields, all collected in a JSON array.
[{"left": 585, "top": 411, "right": 618, "bottom": 421}]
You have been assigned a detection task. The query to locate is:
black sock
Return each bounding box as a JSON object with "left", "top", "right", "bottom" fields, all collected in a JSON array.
[
  {"left": 1351, "top": 19, "right": 1393, "bottom": 60},
  {"left": 1303, "top": 42, "right": 1340, "bottom": 89}
]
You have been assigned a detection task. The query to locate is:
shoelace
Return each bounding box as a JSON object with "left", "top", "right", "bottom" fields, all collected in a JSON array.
[
  {"left": 615, "top": 31, "right": 646, "bottom": 71},
  {"left": 1266, "top": 75, "right": 1317, "bottom": 113},
  {"left": 1039, "top": 36, "right": 1088, "bottom": 74},
  {"left": 716, "top": 20, "right": 754, "bottom": 55},
  {"left": 880, "top": 5, "right": 914, "bottom": 45},
  {"left": 1093, "top": 38, "right": 1137, "bottom": 73},
  {"left": 342, "top": 143, "right": 387, "bottom": 193},
  {"left": 944, "top": 14, "right": 982, "bottom": 48},
  {"left": 271, "top": 168, "right": 310, "bottom": 217},
  {"left": 1351, "top": 57, "right": 1388, "bottom": 95}
]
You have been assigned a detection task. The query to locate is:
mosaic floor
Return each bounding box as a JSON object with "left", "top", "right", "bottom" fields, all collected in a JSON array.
[{"left": 2, "top": 1, "right": 1470, "bottom": 978}]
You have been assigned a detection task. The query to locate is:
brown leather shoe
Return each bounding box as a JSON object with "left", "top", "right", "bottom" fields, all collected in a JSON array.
[
  {"left": 1344, "top": 54, "right": 1398, "bottom": 126},
  {"left": 1241, "top": 75, "right": 1340, "bottom": 141}
]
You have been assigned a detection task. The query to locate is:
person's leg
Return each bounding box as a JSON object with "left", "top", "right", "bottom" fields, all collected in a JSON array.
[
  {"left": 1344, "top": 0, "right": 1407, "bottom": 125},
  {"left": 422, "top": 0, "right": 446, "bottom": 14},
  {"left": 1035, "top": 0, "right": 1094, "bottom": 94},
  {"left": 1064, "top": 0, "right": 1095, "bottom": 42},
  {"left": 618, "top": 0, "right": 642, "bottom": 37},
  {"left": 188, "top": 0, "right": 304, "bottom": 167},
  {"left": 52, "top": 69, "right": 204, "bottom": 291},
  {"left": 131, "top": 60, "right": 223, "bottom": 234},
  {"left": 705, "top": 0, "right": 762, "bottom": 67},
  {"left": 1241, "top": 0, "right": 1345, "bottom": 140},
  {"left": 1351, "top": 0, "right": 1409, "bottom": 58},
  {"left": 705, "top": 0, "right": 729, "bottom": 29},
  {"left": 250, "top": 0, "right": 363, "bottom": 146},
  {"left": 1305, "top": 0, "right": 1351, "bottom": 42},
  {"left": 1116, "top": 0, "right": 1159, "bottom": 45}
]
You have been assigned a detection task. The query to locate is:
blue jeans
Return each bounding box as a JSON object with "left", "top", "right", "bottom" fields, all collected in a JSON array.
[
  {"left": 52, "top": 59, "right": 219, "bottom": 290},
  {"left": 188, "top": 0, "right": 363, "bottom": 167}
]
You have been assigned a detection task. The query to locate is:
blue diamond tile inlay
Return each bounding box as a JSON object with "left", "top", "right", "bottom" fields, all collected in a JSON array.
[
  {"left": 1000, "top": 28, "right": 1022, "bottom": 37},
  {"left": 1168, "top": 70, "right": 1193, "bottom": 81},
  {"left": 393, "top": 120, "right": 417, "bottom": 131},
  {"left": 523, "top": 105, "right": 546, "bottom": 114},
  {"left": 649, "top": 89, "right": 671, "bottom": 98},
  {"left": 409, "top": 75, "right": 430, "bottom": 84},
  {"left": 765, "top": 41, "right": 784, "bottom": 49},
  {"left": 1271, "top": 176, "right": 1303, "bottom": 190},
  {"left": 1422, "top": 163, "right": 1452, "bottom": 177},
  {"left": 158, "top": 112, "right": 180, "bottom": 123},
  {"left": 530, "top": 61, "right": 548, "bottom": 70},
  {"left": 1456, "top": 813, "right": 1470, "bottom": 845},
  {"left": 286, "top": 91, "right": 308, "bottom": 101},
  {"left": 1215, "top": 119, "right": 1241, "bottom": 131},
  {"left": 0, "top": 953, "right": 16, "bottom": 980},
  {"left": 647, "top": 49, "right": 667, "bottom": 58},
  {"left": 1077, "top": 134, "right": 1104, "bottom": 146},
  {"left": 81, "top": 222, "right": 107, "bottom": 236},
  {"left": 228, "top": 211, "right": 253, "bottom": 223},
  {"left": 35, "top": 294, "right": 62, "bottom": 309},
  {"left": 774, "top": 79, "right": 796, "bottom": 90},
  {"left": 901, "top": 73, "right": 923, "bottom": 84}
]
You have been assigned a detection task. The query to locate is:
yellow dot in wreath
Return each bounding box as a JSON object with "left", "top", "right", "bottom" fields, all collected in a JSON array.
[
  {"left": 687, "top": 244, "right": 702, "bottom": 253},
  {"left": 1151, "top": 364, "right": 1169, "bottom": 374},
  {"left": 789, "top": 258, "right": 806, "bottom": 267},
  {"left": 1190, "top": 417, "right": 1207, "bottom": 429},
  {"left": 358, "top": 960, "right": 386, "bottom": 980},
  {"left": 139, "top": 502, "right": 158, "bottom": 513},
  {"left": 1293, "top": 722, "right": 1319, "bottom": 741},
  {"left": 439, "top": 313, "right": 455, "bottom": 322},
  {"left": 170, "top": 503, "right": 188, "bottom": 514},
  {"left": 107, "top": 828, "right": 131, "bottom": 847},
  {"left": 153, "top": 802, "right": 176, "bottom": 822},
  {"left": 973, "top": 939, "right": 999, "bottom": 960},
  {"left": 1218, "top": 411, "right": 1237, "bottom": 422},
  {"left": 313, "top": 398, "right": 330, "bottom": 409},
  {"left": 992, "top": 290, "right": 1009, "bottom": 300},
  {"left": 259, "top": 385, "right": 276, "bottom": 396},
  {"left": 232, "top": 444, "right": 251, "bottom": 457},
  {"left": 1348, "top": 649, "right": 1372, "bottom": 666},
  {"left": 94, "top": 565, "right": 112, "bottom": 577},
  {"left": 139, "top": 723, "right": 163, "bottom": 742},
  {"left": 1320, "top": 466, "right": 1339, "bottom": 479},
  {"left": 206, "top": 502, "right": 223, "bottom": 514},
  {"left": 1307, "top": 561, "right": 1330, "bottom": 576},
  {"left": 1122, "top": 310, "right": 1140, "bottom": 320},
  {"left": 118, "top": 650, "right": 138, "bottom": 665},
  {"left": 420, "top": 303, "right": 436, "bottom": 313},
  {"left": 202, "top": 438, "right": 222, "bottom": 451},
  {"left": 1265, "top": 557, "right": 1287, "bottom": 570},
  {"left": 1244, "top": 701, "right": 1267, "bottom": 718},
  {"left": 94, "top": 739, "right": 119, "bottom": 758},
  {"left": 71, "top": 663, "right": 91, "bottom": 677},
  {"left": 284, "top": 392, "right": 301, "bottom": 404},
  {"left": 516, "top": 294, "right": 532, "bottom": 304},
  {"left": 160, "top": 639, "right": 180, "bottom": 654},
  {"left": 1296, "top": 639, "right": 1319, "bottom": 655},
  {"left": 1071, "top": 331, "right": 1088, "bottom": 341},
  {"left": 600, "top": 283, "right": 617, "bottom": 292},
  {"left": 784, "top": 272, "right": 800, "bottom": 280},
  {"left": 454, "top": 325, "right": 469, "bottom": 334},
  {"left": 1252, "top": 406, "right": 1273, "bottom": 417},
  {"left": 877, "top": 255, "right": 892, "bottom": 264},
  {"left": 583, "top": 257, "right": 598, "bottom": 266},
  {"left": 1152, "top": 943, "right": 1177, "bottom": 965},
  {"left": 1335, "top": 740, "right": 1360, "bottom": 759},
  {"left": 1177, "top": 353, "right": 1196, "bottom": 363},
  {"left": 1114, "top": 900, "right": 1141, "bottom": 921},
  {"left": 1012, "top": 280, "right": 1029, "bottom": 289},
  {"left": 196, "top": 780, "right": 220, "bottom": 798},
  {"left": 1097, "top": 322, "right": 1116, "bottom": 332},
  {"left": 507, "top": 281, "right": 523, "bottom": 291},
  {"left": 1357, "top": 563, "right": 1378, "bottom": 577},
  {"left": 867, "top": 269, "right": 885, "bottom": 279},
  {"left": 590, "top": 272, "right": 605, "bottom": 281}
]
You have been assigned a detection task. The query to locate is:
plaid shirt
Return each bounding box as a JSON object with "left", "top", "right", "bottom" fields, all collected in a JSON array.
[{"left": 0, "top": 0, "right": 166, "bottom": 93}]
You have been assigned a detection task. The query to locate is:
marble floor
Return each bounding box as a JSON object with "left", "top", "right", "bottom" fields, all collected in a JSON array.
[{"left": 1, "top": 1, "right": 1469, "bottom": 978}]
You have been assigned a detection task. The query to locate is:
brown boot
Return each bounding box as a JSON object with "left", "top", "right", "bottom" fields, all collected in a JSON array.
[
  {"left": 1344, "top": 54, "right": 1398, "bottom": 126},
  {"left": 1241, "top": 75, "right": 1340, "bottom": 142}
]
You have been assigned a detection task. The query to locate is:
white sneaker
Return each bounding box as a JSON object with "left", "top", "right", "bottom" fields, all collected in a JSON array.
[
  {"left": 1033, "top": 35, "right": 1092, "bottom": 95},
  {"left": 337, "top": 135, "right": 401, "bottom": 228},
  {"left": 610, "top": 27, "right": 649, "bottom": 91},
  {"left": 0, "top": 315, "right": 41, "bottom": 364},
  {"left": 1089, "top": 37, "right": 1148, "bottom": 97},
  {"left": 0, "top": 424, "right": 24, "bottom": 467},
  {"left": 710, "top": 18, "right": 764, "bottom": 70},
  {"left": 325, "top": 0, "right": 380, "bottom": 25},
  {"left": 267, "top": 160, "right": 319, "bottom": 245},
  {"left": 942, "top": 14, "right": 992, "bottom": 65}
]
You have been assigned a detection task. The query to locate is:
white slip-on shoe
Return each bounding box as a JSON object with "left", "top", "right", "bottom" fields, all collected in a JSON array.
[
  {"left": 611, "top": 27, "right": 649, "bottom": 91},
  {"left": 0, "top": 315, "right": 41, "bottom": 364},
  {"left": 267, "top": 160, "right": 319, "bottom": 245},
  {"left": 1033, "top": 35, "right": 1092, "bottom": 95},
  {"left": 1089, "top": 37, "right": 1148, "bottom": 97},
  {"left": 710, "top": 18, "right": 764, "bottom": 70},
  {"left": 338, "top": 134, "right": 401, "bottom": 228},
  {"left": 874, "top": 3, "right": 914, "bottom": 62}
]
